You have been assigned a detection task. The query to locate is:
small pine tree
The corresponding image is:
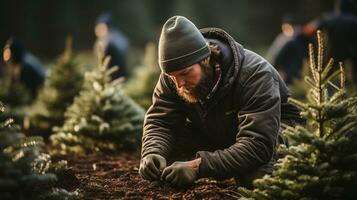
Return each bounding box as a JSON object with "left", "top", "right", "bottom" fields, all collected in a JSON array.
[
  {"left": 27, "top": 37, "right": 84, "bottom": 134},
  {"left": 50, "top": 47, "right": 145, "bottom": 154},
  {"left": 0, "top": 79, "right": 32, "bottom": 107},
  {"left": 237, "top": 31, "right": 357, "bottom": 200},
  {"left": 289, "top": 41, "right": 357, "bottom": 102},
  {"left": 0, "top": 73, "right": 32, "bottom": 124},
  {"left": 0, "top": 102, "right": 77, "bottom": 200},
  {"left": 124, "top": 42, "right": 161, "bottom": 109}
]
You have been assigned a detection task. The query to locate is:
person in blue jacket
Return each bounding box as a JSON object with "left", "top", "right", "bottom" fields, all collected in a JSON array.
[
  {"left": 3, "top": 37, "right": 46, "bottom": 97},
  {"left": 94, "top": 12, "right": 129, "bottom": 80}
]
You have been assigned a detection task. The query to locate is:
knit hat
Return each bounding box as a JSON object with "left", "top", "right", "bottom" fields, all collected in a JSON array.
[
  {"left": 95, "top": 11, "right": 113, "bottom": 27},
  {"left": 158, "top": 16, "right": 211, "bottom": 73}
]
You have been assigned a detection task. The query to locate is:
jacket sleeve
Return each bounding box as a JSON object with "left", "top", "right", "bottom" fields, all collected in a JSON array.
[
  {"left": 141, "top": 74, "right": 186, "bottom": 159},
  {"left": 196, "top": 64, "right": 281, "bottom": 179}
]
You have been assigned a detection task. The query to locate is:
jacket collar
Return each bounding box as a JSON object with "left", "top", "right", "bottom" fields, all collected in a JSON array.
[{"left": 200, "top": 28, "right": 245, "bottom": 104}]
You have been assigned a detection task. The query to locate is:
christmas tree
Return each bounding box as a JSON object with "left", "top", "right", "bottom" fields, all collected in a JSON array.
[
  {"left": 237, "top": 31, "right": 357, "bottom": 199},
  {"left": 0, "top": 72, "right": 32, "bottom": 124},
  {"left": 124, "top": 43, "right": 161, "bottom": 109},
  {"left": 26, "top": 38, "right": 84, "bottom": 135},
  {"left": 289, "top": 37, "right": 357, "bottom": 102},
  {"left": 50, "top": 47, "right": 145, "bottom": 154},
  {"left": 0, "top": 79, "right": 32, "bottom": 107},
  {"left": 0, "top": 102, "right": 77, "bottom": 200}
]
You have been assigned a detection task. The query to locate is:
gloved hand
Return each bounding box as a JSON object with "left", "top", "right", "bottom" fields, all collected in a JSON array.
[
  {"left": 139, "top": 154, "right": 166, "bottom": 181},
  {"left": 161, "top": 159, "right": 200, "bottom": 187}
]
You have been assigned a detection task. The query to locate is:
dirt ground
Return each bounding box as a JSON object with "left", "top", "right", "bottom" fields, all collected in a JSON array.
[{"left": 56, "top": 152, "right": 239, "bottom": 200}]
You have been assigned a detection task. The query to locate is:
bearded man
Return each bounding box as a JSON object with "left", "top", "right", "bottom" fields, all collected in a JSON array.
[{"left": 139, "top": 16, "right": 302, "bottom": 188}]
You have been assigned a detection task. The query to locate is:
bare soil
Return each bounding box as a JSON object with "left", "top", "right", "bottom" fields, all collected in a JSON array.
[{"left": 56, "top": 152, "right": 238, "bottom": 200}]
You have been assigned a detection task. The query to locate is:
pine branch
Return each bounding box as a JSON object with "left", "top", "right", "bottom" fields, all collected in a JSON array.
[{"left": 321, "top": 58, "right": 334, "bottom": 81}]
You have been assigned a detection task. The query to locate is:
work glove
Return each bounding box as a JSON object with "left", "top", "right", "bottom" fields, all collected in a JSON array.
[
  {"left": 161, "top": 160, "right": 199, "bottom": 187},
  {"left": 139, "top": 154, "right": 166, "bottom": 181}
]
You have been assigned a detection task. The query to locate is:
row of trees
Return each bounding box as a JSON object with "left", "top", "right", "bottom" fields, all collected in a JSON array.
[
  {"left": 0, "top": 39, "right": 163, "bottom": 162},
  {"left": 0, "top": 40, "right": 160, "bottom": 198},
  {"left": 237, "top": 31, "right": 357, "bottom": 199},
  {"left": 0, "top": 102, "right": 78, "bottom": 199}
]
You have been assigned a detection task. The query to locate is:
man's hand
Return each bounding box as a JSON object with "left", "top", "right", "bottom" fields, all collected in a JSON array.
[
  {"left": 139, "top": 154, "right": 166, "bottom": 181},
  {"left": 161, "top": 158, "right": 201, "bottom": 187}
]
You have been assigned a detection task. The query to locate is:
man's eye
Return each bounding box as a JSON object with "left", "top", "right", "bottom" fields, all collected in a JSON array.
[
  {"left": 181, "top": 72, "right": 188, "bottom": 76},
  {"left": 181, "top": 70, "right": 191, "bottom": 76}
]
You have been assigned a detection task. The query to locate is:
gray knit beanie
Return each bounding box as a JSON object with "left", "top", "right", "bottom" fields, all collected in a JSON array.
[{"left": 158, "top": 16, "right": 211, "bottom": 73}]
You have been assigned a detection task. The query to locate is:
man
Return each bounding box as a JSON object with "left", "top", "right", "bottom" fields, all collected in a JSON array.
[
  {"left": 3, "top": 37, "right": 46, "bottom": 97},
  {"left": 139, "top": 16, "right": 302, "bottom": 188},
  {"left": 265, "top": 14, "right": 305, "bottom": 84},
  {"left": 94, "top": 11, "right": 129, "bottom": 80},
  {"left": 273, "top": 0, "right": 357, "bottom": 85},
  {"left": 316, "top": 0, "right": 357, "bottom": 85},
  {"left": 272, "top": 29, "right": 312, "bottom": 84}
]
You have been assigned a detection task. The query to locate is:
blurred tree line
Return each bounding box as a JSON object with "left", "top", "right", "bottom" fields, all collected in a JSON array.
[{"left": 0, "top": 0, "right": 334, "bottom": 59}]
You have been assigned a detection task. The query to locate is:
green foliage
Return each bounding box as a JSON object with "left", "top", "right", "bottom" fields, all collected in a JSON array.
[
  {"left": 0, "top": 72, "right": 32, "bottom": 123},
  {"left": 0, "top": 79, "right": 32, "bottom": 107},
  {"left": 0, "top": 102, "right": 77, "bottom": 200},
  {"left": 124, "top": 43, "right": 161, "bottom": 109},
  {"left": 27, "top": 38, "right": 85, "bottom": 133},
  {"left": 238, "top": 31, "right": 357, "bottom": 200},
  {"left": 289, "top": 47, "right": 357, "bottom": 102},
  {"left": 50, "top": 47, "right": 145, "bottom": 154}
]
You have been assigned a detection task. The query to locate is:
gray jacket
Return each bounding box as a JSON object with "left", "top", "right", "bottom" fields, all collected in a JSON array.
[{"left": 141, "top": 28, "right": 301, "bottom": 179}]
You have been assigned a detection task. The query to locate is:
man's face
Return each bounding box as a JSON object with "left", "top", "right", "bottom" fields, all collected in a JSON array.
[
  {"left": 95, "top": 23, "right": 109, "bottom": 38},
  {"left": 3, "top": 48, "right": 12, "bottom": 63},
  {"left": 167, "top": 59, "right": 213, "bottom": 103}
]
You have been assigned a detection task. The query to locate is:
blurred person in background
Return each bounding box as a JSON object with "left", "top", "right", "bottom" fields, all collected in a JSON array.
[
  {"left": 271, "top": 0, "right": 357, "bottom": 85},
  {"left": 266, "top": 14, "right": 302, "bottom": 66},
  {"left": 2, "top": 37, "right": 46, "bottom": 97},
  {"left": 271, "top": 25, "right": 313, "bottom": 84},
  {"left": 316, "top": 0, "right": 357, "bottom": 85},
  {"left": 94, "top": 11, "right": 129, "bottom": 80}
]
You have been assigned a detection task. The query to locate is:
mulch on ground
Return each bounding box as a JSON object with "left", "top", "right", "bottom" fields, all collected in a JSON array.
[{"left": 56, "top": 152, "right": 238, "bottom": 199}]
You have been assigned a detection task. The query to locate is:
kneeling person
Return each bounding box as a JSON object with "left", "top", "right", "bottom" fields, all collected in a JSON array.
[{"left": 139, "top": 16, "right": 301, "bottom": 188}]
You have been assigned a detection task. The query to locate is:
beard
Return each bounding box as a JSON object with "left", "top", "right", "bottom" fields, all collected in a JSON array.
[{"left": 177, "top": 62, "right": 214, "bottom": 104}]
